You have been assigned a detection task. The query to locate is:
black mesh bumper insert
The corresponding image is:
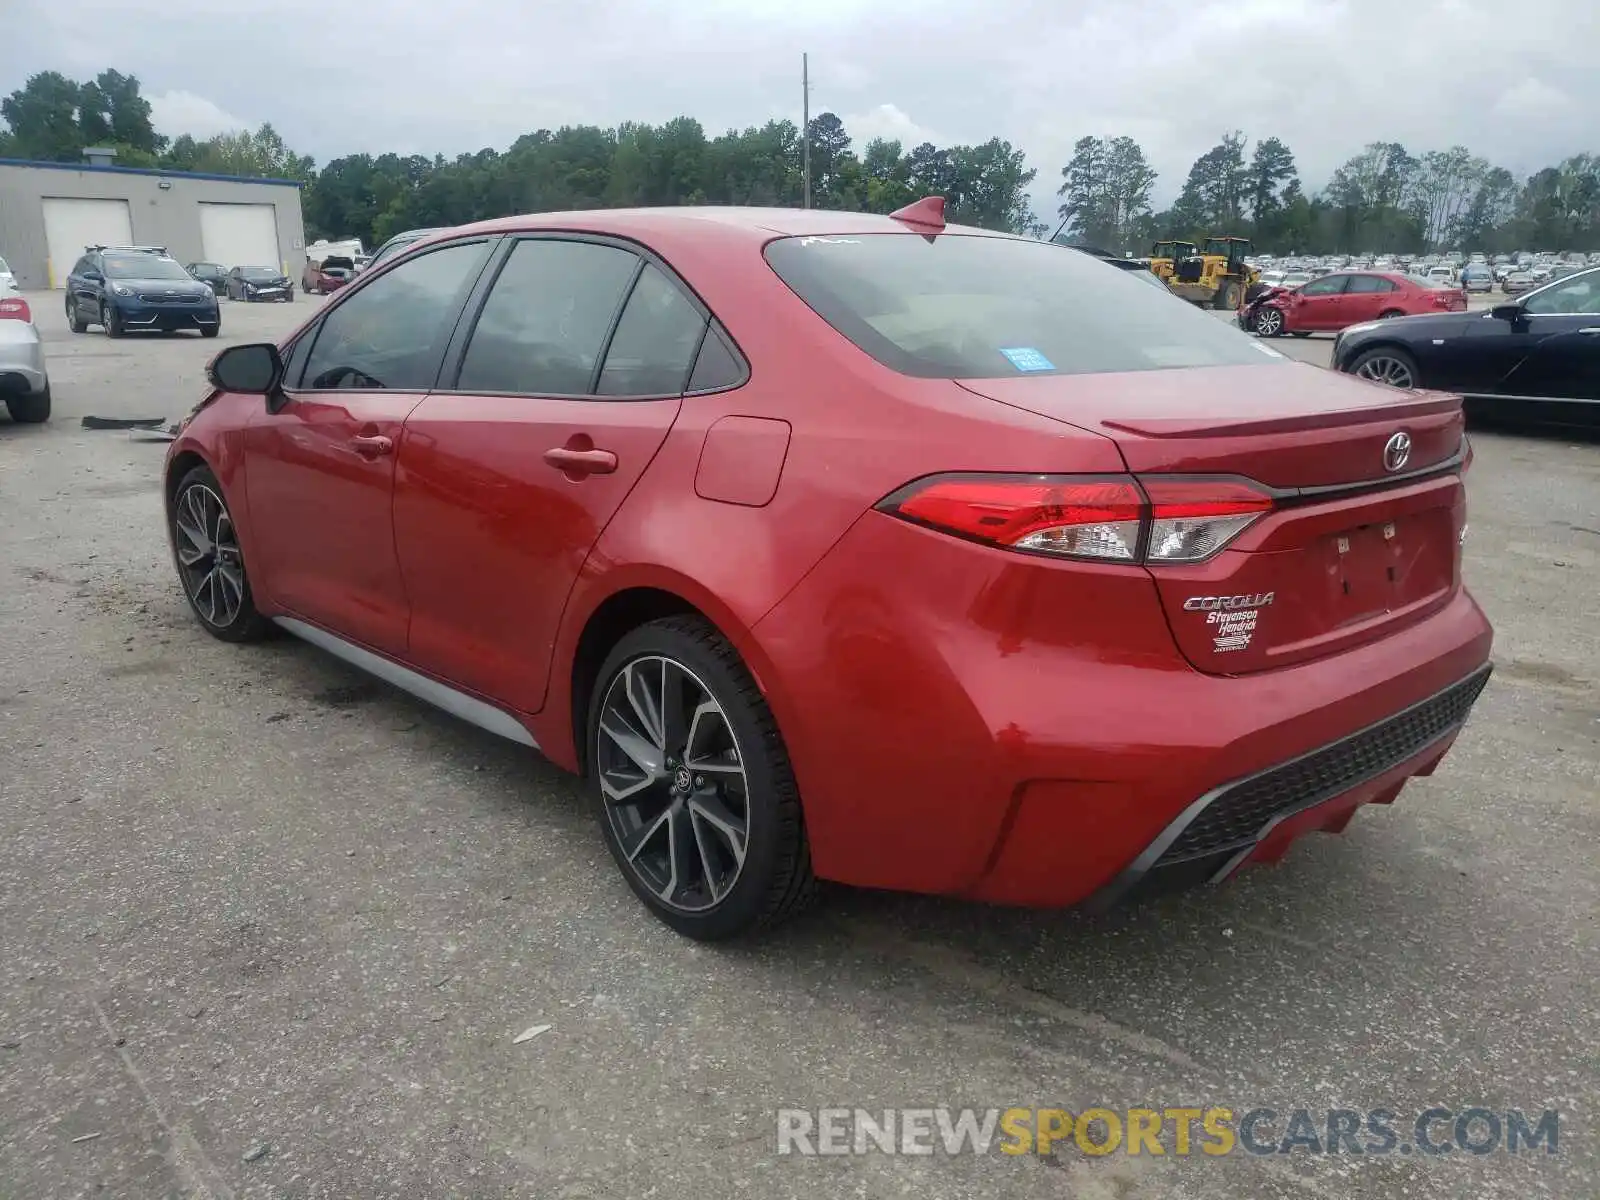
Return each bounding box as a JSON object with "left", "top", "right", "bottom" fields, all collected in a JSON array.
[{"left": 1157, "top": 666, "right": 1492, "bottom": 867}]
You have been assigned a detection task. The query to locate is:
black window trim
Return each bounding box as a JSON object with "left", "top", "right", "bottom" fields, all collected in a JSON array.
[
  {"left": 432, "top": 230, "right": 749, "bottom": 403},
  {"left": 285, "top": 235, "right": 499, "bottom": 398}
]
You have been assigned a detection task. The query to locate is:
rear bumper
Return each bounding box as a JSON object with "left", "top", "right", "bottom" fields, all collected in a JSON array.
[
  {"left": 1086, "top": 664, "right": 1491, "bottom": 906},
  {"left": 753, "top": 511, "right": 1494, "bottom": 907},
  {"left": 0, "top": 328, "right": 48, "bottom": 393}
]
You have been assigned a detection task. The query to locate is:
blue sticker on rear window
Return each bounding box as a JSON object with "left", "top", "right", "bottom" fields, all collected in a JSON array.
[{"left": 999, "top": 346, "right": 1055, "bottom": 372}]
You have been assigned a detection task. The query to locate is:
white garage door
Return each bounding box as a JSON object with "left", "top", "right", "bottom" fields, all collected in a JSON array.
[
  {"left": 199, "top": 203, "right": 280, "bottom": 271},
  {"left": 41, "top": 198, "right": 134, "bottom": 288}
]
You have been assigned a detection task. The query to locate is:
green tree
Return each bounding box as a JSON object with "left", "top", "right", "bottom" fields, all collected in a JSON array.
[
  {"left": 1056, "top": 135, "right": 1109, "bottom": 241},
  {"left": 1170, "top": 132, "right": 1249, "bottom": 236},
  {"left": 946, "top": 138, "right": 1041, "bottom": 235},
  {"left": 0, "top": 71, "right": 85, "bottom": 160},
  {"left": 1247, "top": 136, "right": 1297, "bottom": 226},
  {"left": 805, "top": 112, "right": 853, "bottom": 206}
]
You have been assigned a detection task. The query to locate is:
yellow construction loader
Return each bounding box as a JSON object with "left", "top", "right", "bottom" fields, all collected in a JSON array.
[
  {"left": 1147, "top": 240, "right": 1196, "bottom": 284},
  {"left": 1163, "top": 236, "right": 1259, "bottom": 310}
]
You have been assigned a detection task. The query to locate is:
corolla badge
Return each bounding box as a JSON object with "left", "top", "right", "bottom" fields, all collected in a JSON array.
[
  {"left": 1383, "top": 431, "right": 1412, "bottom": 473},
  {"left": 1182, "top": 592, "right": 1274, "bottom": 612}
]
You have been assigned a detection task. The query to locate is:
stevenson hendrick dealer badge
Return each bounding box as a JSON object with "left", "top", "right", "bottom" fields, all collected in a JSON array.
[{"left": 1184, "top": 592, "right": 1274, "bottom": 654}]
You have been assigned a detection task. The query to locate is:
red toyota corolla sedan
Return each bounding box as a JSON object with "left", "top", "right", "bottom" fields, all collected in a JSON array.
[
  {"left": 163, "top": 200, "right": 1493, "bottom": 939},
  {"left": 1249, "top": 270, "right": 1468, "bottom": 337}
]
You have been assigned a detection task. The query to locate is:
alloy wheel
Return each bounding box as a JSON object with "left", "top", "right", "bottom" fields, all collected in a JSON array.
[
  {"left": 1354, "top": 355, "right": 1415, "bottom": 389},
  {"left": 174, "top": 483, "right": 247, "bottom": 627},
  {"left": 1256, "top": 308, "right": 1283, "bottom": 336},
  {"left": 596, "top": 655, "right": 751, "bottom": 913}
]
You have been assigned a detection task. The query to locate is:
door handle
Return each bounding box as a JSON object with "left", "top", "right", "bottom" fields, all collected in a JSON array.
[
  {"left": 351, "top": 433, "right": 393, "bottom": 459},
  {"left": 1577, "top": 327, "right": 1600, "bottom": 335},
  {"left": 543, "top": 446, "right": 618, "bottom": 475}
]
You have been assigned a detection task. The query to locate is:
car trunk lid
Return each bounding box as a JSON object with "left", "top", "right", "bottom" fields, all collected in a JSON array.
[{"left": 957, "top": 364, "right": 1468, "bottom": 675}]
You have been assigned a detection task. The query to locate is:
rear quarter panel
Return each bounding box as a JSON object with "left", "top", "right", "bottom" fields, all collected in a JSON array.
[{"left": 534, "top": 225, "right": 1129, "bottom": 768}]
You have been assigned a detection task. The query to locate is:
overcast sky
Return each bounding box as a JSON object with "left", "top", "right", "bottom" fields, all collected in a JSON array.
[{"left": 6, "top": 0, "right": 1597, "bottom": 216}]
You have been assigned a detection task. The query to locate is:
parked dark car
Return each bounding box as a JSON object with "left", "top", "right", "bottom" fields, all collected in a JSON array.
[
  {"left": 66, "top": 246, "right": 220, "bottom": 338},
  {"left": 1333, "top": 265, "right": 1600, "bottom": 431},
  {"left": 227, "top": 266, "right": 294, "bottom": 302},
  {"left": 301, "top": 256, "right": 354, "bottom": 295},
  {"left": 186, "top": 262, "right": 228, "bottom": 295}
]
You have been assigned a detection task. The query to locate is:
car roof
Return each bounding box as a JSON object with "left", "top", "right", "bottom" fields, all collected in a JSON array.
[{"left": 426, "top": 206, "right": 1010, "bottom": 251}]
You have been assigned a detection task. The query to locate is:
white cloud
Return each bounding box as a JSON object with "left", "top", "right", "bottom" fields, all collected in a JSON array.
[
  {"left": 5, "top": 0, "right": 1598, "bottom": 218},
  {"left": 1492, "top": 78, "right": 1568, "bottom": 119},
  {"left": 840, "top": 104, "right": 939, "bottom": 151},
  {"left": 147, "top": 89, "right": 249, "bottom": 140}
]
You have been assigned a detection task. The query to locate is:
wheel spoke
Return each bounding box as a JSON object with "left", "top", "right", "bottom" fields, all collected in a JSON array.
[
  {"left": 622, "top": 806, "right": 672, "bottom": 864},
  {"left": 216, "top": 563, "right": 245, "bottom": 618},
  {"left": 175, "top": 531, "right": 208, "bottom": 567},
  {"left": 689, "top": 793, "right": 747, "bottom": 867},
  {"left": 600, "top": 710, "right": 664, "bottom": 778},
  {"left": 599, "top": 771, "right": 657, "bottom": 805},
  {"left": 623, "top": 662, "right": 666, "bottom": 750},
  {"left": 689, "top": 806, "right": 728, "bottom": 901},
  {"left": 659, "top": 660, "right": 691, "bottom": 758},
  {"left": 661, "top": 807, "right": 696, "bottom": 904}
]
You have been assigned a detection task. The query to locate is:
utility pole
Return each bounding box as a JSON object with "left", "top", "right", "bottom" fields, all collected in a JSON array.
[{"left": 802, "top": 53, "right": 811, "bottom": 209}]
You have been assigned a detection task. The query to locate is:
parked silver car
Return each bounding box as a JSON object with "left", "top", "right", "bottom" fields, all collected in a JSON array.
[{"left": 0, "top": 284, "right": 51, "bottom": 423}]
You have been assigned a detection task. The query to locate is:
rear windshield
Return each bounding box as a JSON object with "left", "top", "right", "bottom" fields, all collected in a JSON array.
[
  {"left": 240, "top": 266, "right": 282, "bottom": 280},
  {"left": 1409, "top": 274, "right": 1452, "bottom": 289},
  {"left": 764, "top": 233, "right": 1271, "bottom": 378}
]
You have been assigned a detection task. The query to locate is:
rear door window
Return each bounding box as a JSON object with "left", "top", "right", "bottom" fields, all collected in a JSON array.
[
  {"left": 455, "top": 238, "right": 640, "bottom": 395},
  {"left": 596, "top": 263, "right": 708, "bottom": 396},
  {"left": 765, "top": 233, "right": 1270, "bottom": 379},
  {"left": 1346, "top": 275, "right": 1397, "bottom": 294}
]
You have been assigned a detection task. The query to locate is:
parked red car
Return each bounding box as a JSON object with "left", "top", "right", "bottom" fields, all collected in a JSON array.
[
  {"left": 165, "top": 201, "right": 1492, "bottom": 939},
  {"left": 1247, "top": 271, "right": 1468, "bottom": 337},
  {"left": 300, "top": 255, "right": 355, "bottom": 295}
]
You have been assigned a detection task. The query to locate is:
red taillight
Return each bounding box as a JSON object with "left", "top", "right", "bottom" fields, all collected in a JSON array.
[
  {"left": 0, "top": 297, "right": 30, "bottom": 322},
  {"left": 883, "top": 475, "right": 1143, "bottom": 561},
  {"left": 878, "top": 474, "right": 1275, "bottom": 564}
]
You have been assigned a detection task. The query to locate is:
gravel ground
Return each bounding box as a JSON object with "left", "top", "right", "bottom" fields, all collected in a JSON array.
[{"left": 1, "top": 290, "right": 1595, "bottom": 1199}]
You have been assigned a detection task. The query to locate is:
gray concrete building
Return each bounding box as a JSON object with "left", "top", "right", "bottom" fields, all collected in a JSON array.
[{"left": 0, "top": 156, "right": 306, "bottom": 289}]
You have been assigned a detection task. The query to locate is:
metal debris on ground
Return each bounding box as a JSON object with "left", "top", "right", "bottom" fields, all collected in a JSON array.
[
  {"left": 70, "top": 1133, "right": 103, "bottom": 1144},
  {"left": 80, "top": 415, "right": 168, "bottom": 430},
  {"left": 512, "top": 1023, "right": 552, "bottom": 1044},
  {"left": 243, "top": 1143, "right": 272, "bottom": 1163}
]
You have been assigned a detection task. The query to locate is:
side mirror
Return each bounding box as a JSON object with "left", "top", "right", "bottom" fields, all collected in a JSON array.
[
  {"left": 1489, "top": 303, "right": 1523, "bottom": 322},
  {"left": 207, "top": 342, "right": 284, "bottom": 395},
  {"left": 83, "top": 270, "right": 103, "bottom": 283}
]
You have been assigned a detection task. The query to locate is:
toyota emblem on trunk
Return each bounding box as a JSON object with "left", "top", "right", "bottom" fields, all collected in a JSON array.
[{"left": 1383, "top": 431, "right": 1412, "bottom": 473}]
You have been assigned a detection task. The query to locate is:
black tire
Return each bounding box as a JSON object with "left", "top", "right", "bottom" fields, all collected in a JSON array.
[
  {"left": 101, "top": 302, "right": 122, "bottom": 338},
  {"left": 588, "top": 615, "right": 815, "bottom": 940},
  {"left": 1254, "top": 305, "right": 1285, "bottom": 337},
  {"left": 170, "top": 465, "right": 272, "bottom": 642},
  {"left": 201, "top": 323, "right": 220, "bottom": 338},
  {"left": 66, "top": 298, "right": 87, "bottom": 333},
  {"left": 5, "top": 385, "right": 50, "bottom": 424},
  {"left": 1290, "top": 330, "right": 1312, "bottom": 338},
  {"left": 1378, "top": 309, "right": 1404, "bottom": 320},
  {"left": 1215, "top": 281, "right": 1241, "bottom": 311}
]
